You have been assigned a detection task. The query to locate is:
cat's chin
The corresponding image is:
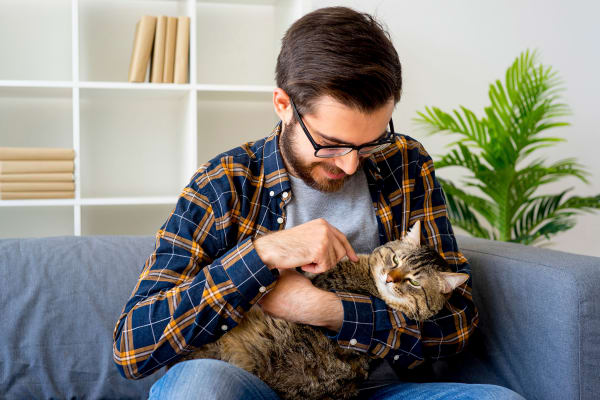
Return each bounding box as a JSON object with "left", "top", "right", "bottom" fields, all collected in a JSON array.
[
  {"left": 373, "top": 271, "right": 388, "bottom": 291},
  {"left": 380, "top": 290, "right": 414, "bottom": 313}
]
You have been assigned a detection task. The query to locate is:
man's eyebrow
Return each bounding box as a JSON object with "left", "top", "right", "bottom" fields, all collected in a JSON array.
[{"left": 315, "top": 129, "right": 389, "bottom": 145}]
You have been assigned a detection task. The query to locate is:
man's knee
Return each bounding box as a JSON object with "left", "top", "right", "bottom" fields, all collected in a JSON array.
[
  {"left": 374, "top": 382, "right": 527, "bottom": 400},
  {"left": 149, "top": 359, "right": 277, "bottom": 400},
  {"left": 461, "top": 383, "right": 526, "bottom": 400}
]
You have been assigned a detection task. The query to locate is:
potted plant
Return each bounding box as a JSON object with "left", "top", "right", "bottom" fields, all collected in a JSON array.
[{"left": 414, "top": 49, "right": 599, "bottom": 244}]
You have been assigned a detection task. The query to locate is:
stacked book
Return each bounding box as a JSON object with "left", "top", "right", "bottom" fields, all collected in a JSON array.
[
  {"left": 128, "top": 15, "right": 191, "bottom": 84},
  {"left": 0, "top": 147, "right": 75, "bottom": 200}
]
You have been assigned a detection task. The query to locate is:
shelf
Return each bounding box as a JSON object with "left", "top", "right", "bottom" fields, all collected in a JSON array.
[
  {"left": 78, "top": 81, "right": 192, "bottom": 91},
  {"left": 0, "top": 80, "right": 73, "bottom": 89},
  {"left": 0, "top": 199, "right": 75, "bottom": 208},
  {"left": 196, "top": 84, "right": 274, "bottom": 93},
  {"left": 0, "top": 81, "right": 276, "bottom": 93},
  {"left": 79, "top": 196, "right": 178, "bottom": 206},
  {"left": 0, "top": 196, "right": 179, "bottom": 208},
  {"left": 0, "top": 81, "right": 279, "bottom": 95}
]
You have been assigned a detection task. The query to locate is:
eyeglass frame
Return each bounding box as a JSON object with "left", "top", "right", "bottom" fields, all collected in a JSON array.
[{"left": 289, "top": 97, "right": 397, "bottom": 159}]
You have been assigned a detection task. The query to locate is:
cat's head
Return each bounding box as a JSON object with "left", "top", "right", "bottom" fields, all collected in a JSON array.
[{"left": 368, "top": 220, "right": 470, "bottom": 321}]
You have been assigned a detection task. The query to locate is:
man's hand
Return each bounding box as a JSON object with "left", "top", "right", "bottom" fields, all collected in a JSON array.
[
  {"left": 258, "top": 269, "right": 343, "bottom": 332},
  {"left": 253, "top": 218, "right": 359, "bottom": 274}
]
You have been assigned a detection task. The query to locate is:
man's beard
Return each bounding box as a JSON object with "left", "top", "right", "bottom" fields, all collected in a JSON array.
[{"left": 279, "top": 120, "right": 365, "bottom": 193}]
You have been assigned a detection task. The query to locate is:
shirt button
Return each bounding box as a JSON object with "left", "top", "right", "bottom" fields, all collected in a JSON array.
[
  {"left": 221, "top": 324, "right": 228, "bottom": 331},
  {"left": 269, "top": 190, "right": 275, "bottom": 197},
  {"left": 282, "top": 191, "right": 289, "bottom": 199},
  {"left": 259, "top": 286, "right": 266, "bottom": 293},
  {"left": 349, "top": 338, "right": 357, "bottom": 346},
  {"left": 277, "top": 217, "right": 284, "bottom": 224},
  {"left": 393, "top": 355, "right": 399, "bottom": 361}
]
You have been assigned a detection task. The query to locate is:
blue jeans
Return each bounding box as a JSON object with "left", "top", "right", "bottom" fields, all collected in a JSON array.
[{"left": 149, "top": 359, "right": 526, "bottom": 400}]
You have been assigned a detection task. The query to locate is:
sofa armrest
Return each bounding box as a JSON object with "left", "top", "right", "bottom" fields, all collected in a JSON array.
[{"left": 438, "top": 235, "right": 600, "bottom": 400}]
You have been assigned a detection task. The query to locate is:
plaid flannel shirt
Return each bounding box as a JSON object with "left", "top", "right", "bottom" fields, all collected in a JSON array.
[{"left": 113, "top": 121, "right": 479, "bottom": 379}]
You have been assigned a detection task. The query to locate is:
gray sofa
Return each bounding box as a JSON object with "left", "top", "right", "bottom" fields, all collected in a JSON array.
[{"left": 1, "top": 234, "right": 598, "bottom": 399}]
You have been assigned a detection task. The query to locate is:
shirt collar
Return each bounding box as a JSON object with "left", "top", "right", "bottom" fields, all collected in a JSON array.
[{"left": 364, "top": 155, "right": 383, "bottom": 181}]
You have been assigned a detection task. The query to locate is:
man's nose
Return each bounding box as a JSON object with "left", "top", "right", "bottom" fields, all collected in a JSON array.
[{"left": 334, "top": 150, "right": 360, "bottom": 176}]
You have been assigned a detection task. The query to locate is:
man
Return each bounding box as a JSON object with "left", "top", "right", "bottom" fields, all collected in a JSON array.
[{"left": 113, "top": 6, "right": 525, "bottom": 400}]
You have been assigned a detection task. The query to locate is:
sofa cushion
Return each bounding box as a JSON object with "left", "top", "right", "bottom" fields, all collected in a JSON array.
[{"left": 0, "top": 235, "right": 163, "bottom": 399}]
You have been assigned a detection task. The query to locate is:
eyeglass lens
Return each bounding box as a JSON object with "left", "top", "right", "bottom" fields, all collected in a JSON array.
[{"left": 315, "top": 142, "right": 391, "bottom": 158}]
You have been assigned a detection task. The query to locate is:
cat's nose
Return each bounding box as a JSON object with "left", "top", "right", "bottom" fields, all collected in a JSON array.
[{"left": 387, "top": 269, "right": 404, "bottom": 283}]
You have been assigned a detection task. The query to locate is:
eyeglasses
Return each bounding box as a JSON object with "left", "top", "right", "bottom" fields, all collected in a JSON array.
[{"left": 289, "top": 97, "right": 396, "bottom": 159}]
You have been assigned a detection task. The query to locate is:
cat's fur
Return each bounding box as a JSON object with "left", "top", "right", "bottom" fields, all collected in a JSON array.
[{"left": 168, "top": 220, "right": 469, "bottom": 399}]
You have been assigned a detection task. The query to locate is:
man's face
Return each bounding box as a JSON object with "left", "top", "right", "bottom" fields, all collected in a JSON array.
[{"left": 279, "top": 95, "right": 395, "bottom": 193}]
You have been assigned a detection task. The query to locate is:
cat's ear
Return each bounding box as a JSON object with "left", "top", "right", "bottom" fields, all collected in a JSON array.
[
  {"left": 404, "top": 220, "right": 421, "bottom": 246},
  {"left": 440, "top": 272, "right": 470, "bottom": 294}
]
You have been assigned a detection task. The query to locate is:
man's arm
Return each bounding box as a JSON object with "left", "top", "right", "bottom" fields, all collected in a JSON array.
[
  {"left": 256, "top": 268, "right": 344, "bottom": 331},
  {"left": 112, "top": 167, "right": 278, "bottom": 380}
]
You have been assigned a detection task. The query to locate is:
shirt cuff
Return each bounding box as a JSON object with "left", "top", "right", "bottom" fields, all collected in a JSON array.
[
  {"left": 326, "top": 290, "right": 374, "bottom": 353},
  {"left": 219, "top": 236, "right": 278, "bottom": 305}
]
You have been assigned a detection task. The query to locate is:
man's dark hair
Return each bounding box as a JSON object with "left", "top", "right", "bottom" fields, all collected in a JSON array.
[{"left": 275, "top": 6, "right": 402, "bottom": 117}]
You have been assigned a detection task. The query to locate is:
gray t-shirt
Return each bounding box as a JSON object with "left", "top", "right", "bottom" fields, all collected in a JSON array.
[
  {"left": 284, "top": 168, "right": 379, "bottom": 254},
  {"left": 283, "top": 168, "right": 399, "bottom": 389}
]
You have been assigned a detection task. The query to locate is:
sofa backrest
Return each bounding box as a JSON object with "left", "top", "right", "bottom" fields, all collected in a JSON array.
[{"left": 0, "top": 235, "right": 164, "bottom": 399}]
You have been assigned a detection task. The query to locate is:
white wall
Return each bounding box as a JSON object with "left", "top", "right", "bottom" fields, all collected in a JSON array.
[{"left": 313, "top": 0, "right": 600, "bottom": 256}]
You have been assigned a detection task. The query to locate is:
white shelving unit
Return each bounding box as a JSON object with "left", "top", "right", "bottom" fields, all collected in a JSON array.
[{"left": 0, "top": 0, "right": 311, "bottom": 238}]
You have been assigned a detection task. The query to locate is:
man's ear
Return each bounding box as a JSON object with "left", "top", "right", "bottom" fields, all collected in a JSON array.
[{"left": 273, "top": 88, "right": 292, "bottom": 122}]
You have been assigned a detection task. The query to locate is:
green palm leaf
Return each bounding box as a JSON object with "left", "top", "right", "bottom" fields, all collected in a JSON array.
[
  {"left": 414, "top": 49, "right": 600, "bottom": 245},
  {"left": 438, "top": 178, "right": 495, "bottom": 240}
]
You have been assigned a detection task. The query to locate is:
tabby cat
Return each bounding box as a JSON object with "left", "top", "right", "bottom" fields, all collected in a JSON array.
[{"left": 170, "top": 220, "right": 469, "bottom": 400}]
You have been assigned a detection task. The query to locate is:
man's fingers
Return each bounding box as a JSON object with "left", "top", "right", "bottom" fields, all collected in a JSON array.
[
  {"left": 307, "top": 241, "right": 336, "bottom": 274},
  {"left": 314, "top": 236, "right": 345, "bottom": 273},
  {"left": 327, "top": 243, "right": 339, "bottom": 271},
  {"left": 301, "top": 263, "right": 318, "bottom": 273},
  {"left": 331, "top": 236, "right": 348, "bottom": 264},
  {"left": 330, "top": 225, "right": 359, "bottom": 262}
]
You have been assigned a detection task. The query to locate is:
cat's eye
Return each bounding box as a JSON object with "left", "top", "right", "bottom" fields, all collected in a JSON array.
[
  {"left": 407, "top": 279, "right": 420, "bottom": 287},
  {"left": 392, "top": 255, "right": 399, "bottom": 265}
]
